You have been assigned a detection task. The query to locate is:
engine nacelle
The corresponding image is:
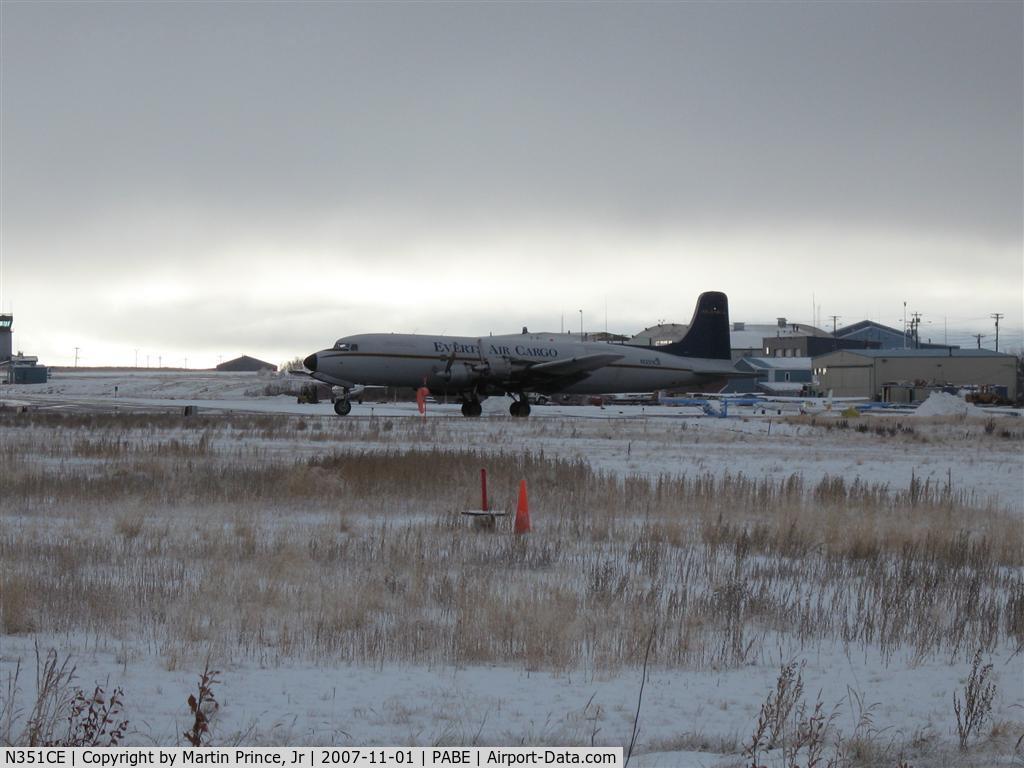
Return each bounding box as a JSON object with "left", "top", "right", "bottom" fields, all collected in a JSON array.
[
  {"left": 479, "top": 354, "right": 513, "bottom": 380},
  {"left": 426, "top": 362, "right": 477, "bottom": 392}
]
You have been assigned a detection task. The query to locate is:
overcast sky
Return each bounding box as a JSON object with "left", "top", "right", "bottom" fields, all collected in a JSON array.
[{"left": 2, "top": 1, "right": 1021, "bottom": 367}]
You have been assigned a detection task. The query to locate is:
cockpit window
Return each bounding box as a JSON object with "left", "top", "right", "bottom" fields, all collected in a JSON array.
[{"left": 333, "top": 342, "right": 358, "bottom": 352}]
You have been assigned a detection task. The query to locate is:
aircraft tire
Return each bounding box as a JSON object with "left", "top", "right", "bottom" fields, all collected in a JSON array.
[
  {"left": 334, "top": 399, "right": 352, "bottom": 416},
  {"left": 510, "top": 401, "right": 531, "bottom": 418},
  {"left": 461, "top": 401, "right": 483, "bottom": 418}
]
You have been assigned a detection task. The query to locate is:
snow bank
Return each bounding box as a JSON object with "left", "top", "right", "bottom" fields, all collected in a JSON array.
[
  {"left": 914, "top": 391, "right": 985, "bottom": 417},
  {"left": 481, "top": 395, "right": 515, "bottom": 414}
]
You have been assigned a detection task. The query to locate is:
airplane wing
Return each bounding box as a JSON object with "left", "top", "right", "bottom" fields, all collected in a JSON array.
[
  {"left": 506, "top": 352, "right": 625, "bottom": 391},
  {"left": 504, "top": 353, "right": 755, "bottom": 393},
  {"left": 526, "top": 353, "right": 625, "bottom": 377}
]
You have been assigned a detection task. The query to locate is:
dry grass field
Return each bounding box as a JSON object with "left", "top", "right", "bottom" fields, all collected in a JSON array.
[{"left": 1, "top": 409, "right": 1022, "bottom": 762}]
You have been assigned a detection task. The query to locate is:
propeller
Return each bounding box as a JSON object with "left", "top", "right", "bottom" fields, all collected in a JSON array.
[
  {"left": 472, "top": 338, "right": 491, "bottom": 373},
  {"left": 443, "top": 348, "right": 457, "bottom": 378}
]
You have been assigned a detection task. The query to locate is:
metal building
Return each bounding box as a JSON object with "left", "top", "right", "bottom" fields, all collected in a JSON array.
[
  {"left": 724, "top": 356, "right": 814, "bottom": 394},
  {"left": 215, "top": 355, "right": 277, "bottom": 372},
  {"left": 812, "top": 348, "right": 1017, "bottom": 401},
  {"left": 0, "top": 314, "right": 48, "bottom": 384},
  {"left": 1, "top": 355, "right": 48, "bottom": 384},
  {"left": 835, "top": 320, "right": 952, "bottom": 350}
]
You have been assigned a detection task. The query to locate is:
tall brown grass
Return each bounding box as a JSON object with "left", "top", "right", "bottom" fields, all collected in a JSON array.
[{"left": 1, "top": 411, "right": 1021, "bottom": 673}]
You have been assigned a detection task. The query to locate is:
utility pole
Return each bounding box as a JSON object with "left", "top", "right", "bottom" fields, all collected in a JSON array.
[
  {"left": 910, "top": 312, "right": 922, "bottom": 349},
  {"left": 73, "top": 347, "right": 80, "bottom": 367},
  {"left": 578, "top": 309, "right": 583, "bottom": 339},
  {"left": 828, "top": 315, "right": 840, "bottom": 351},
  {"left": 974, "top": 334, "right": 986, "bottom": 349},
  {"left": 991, "top": 313, "right": 1004, "bottom": 352},
  {"left": 903, "top": 302, "right": 907, "bottom": 348},
  {"left": 134, "top": 349, "right": 139, "bottom": 368}
]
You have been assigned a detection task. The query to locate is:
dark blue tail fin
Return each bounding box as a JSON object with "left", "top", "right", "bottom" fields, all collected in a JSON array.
[{"left": 659, "top": 291, "right": 732, "bottom": 360}]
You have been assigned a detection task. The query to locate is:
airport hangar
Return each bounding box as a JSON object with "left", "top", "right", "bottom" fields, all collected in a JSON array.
[{"left": 812, "top": 348, "right": 1018, "bottom": 401}]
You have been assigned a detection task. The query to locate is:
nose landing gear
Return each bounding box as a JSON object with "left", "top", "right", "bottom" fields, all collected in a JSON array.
[{"left": 333, "top": 398, "right": 352, "bottom": 416}]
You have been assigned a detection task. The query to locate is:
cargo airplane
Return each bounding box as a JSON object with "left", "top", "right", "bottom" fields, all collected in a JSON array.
[{"left": 302, "top": 291, "right": 743, "bottom": 417}]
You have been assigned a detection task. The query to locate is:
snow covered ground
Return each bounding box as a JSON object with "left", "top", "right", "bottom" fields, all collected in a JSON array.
[
  {"left": 2, "top": 633, "right": 1019, "bottom": 766},
  {"left": 2, "top": 371, "right": 1022, "bottom": 764}
]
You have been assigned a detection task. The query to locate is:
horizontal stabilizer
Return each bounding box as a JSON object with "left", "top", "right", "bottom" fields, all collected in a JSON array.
[
  {"left": 692, "top": 360, "right": 757, "bottom": 377},
  {"left": 301, "top": 370, "right": 358, "bottom": 388}
]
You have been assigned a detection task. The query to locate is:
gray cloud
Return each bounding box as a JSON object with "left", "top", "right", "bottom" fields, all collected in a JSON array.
[{"left": 4, "top": 2, "right": 1020, "bottom": 234}]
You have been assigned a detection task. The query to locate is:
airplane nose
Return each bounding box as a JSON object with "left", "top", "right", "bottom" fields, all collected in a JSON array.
[{"left": 303, "top": 353, "right": 318, "bottom": 372}]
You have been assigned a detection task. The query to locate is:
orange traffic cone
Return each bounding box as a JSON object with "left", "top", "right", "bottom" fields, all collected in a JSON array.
[{"left": 514, "top": 479, "right": 531, "bottom": 534}]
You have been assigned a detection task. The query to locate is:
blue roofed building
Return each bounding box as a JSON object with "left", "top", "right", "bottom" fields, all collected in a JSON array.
[
  {"left": 835, "top": 320, "right": 953, "bottom": 350},
  {"left": 726, "top": 356, "right": 814, "bottom": 394}
]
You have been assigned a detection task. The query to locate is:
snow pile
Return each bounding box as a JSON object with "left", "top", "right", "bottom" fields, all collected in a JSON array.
[
  {"left": 914, "top": 391, "right": 985, "bottom": 417},
  {"left": 481, "top": 395, "right": 515, "bottom": 414}
]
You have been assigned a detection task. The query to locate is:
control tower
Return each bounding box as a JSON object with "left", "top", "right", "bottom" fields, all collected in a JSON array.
[{"left": 0, "top": 314, "right": 11, "bottom": 362}]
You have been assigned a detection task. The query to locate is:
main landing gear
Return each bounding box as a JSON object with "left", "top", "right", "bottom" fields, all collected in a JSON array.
[
  {"left": 333, "top": 398, "right": 352, "bottom": 416},
  {"left": 458, "top": 392, "right": 531, "bottom": 418},
  {"left": 509, "top": 395, "right": 531, "bottom": 418}
]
